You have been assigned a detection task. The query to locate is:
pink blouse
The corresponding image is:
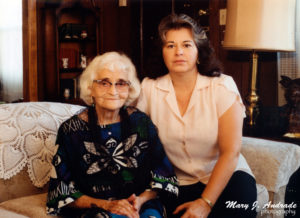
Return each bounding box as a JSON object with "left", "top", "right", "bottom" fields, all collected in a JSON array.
[{"left": 136, "top": 73, "right": 253, "bottom": 185}]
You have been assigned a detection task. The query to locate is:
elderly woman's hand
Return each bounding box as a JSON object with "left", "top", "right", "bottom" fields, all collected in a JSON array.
[
  {"left": 103, "top": 198, "right": 139, "bottom": 218},
  {"left": 173, "top": 198, "right": 211, "bottom": 218}
]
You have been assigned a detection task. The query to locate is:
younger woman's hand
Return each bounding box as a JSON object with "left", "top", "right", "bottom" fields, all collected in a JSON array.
[
  {"left": 173, "top": 198, "right": 211, "bottom": 218},
  {"left": 127, "top": 194, "right": 143, "bottom": 211},
  {"left": 103, "top": 198, "right": 139, "bottom": 218},
  {"left": 127, "top": 190, "right": 157, "bottom": 213}
]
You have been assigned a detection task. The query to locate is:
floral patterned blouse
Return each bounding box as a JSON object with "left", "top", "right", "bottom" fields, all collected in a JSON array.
[{"left": 46, "top": 107, "right": 178, "bottom": 215}]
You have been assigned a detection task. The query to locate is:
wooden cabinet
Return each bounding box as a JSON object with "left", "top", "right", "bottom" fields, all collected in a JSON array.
[
  {"left": 35, "top": 0, "right": 131, "bottom": 103},
  {"left": 56, "top": 3, "right": 100, "bottom": 103}
]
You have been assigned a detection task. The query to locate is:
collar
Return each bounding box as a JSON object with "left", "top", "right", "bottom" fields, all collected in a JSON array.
[{"left": 156, "top": 73, "right": 211, "bottom": 91}]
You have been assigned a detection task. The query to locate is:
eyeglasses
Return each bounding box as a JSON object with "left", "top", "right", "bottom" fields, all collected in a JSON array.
[{"left": 93, "top": 79, "right": 131, "bottom": 92}]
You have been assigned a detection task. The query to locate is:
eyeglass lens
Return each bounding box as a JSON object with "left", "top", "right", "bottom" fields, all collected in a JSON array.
[{"left": 93, "top": 79, "right": 130, "bottom": 92}]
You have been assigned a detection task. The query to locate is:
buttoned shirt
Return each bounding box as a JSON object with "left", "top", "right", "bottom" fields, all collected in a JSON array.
[{"left": 137, "top": 73, "right": 253, "bottom": 185}]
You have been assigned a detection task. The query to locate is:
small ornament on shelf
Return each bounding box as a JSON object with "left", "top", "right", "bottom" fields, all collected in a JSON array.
[
  {"left": 62, "top": 58, "right": 69, "bottom": 69},
  {"left": 81, "top": 30, "right": 88, "bottom": 39},
  {"left": 63, "top": 88, "right": 70, "bottom": 100},
  {"left": 60, "top": 48, "right": 78, "bottom": 69},
  {"left": 59, "top": 23, "right": 88, "bottom": 40},
  {"left": 80, "top": 54, "right": 87, "bottom": 69}
]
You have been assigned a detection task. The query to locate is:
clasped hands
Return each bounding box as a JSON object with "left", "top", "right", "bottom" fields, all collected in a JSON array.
[
  {"left": 102, "top": 194, "right": 142, "bottom": 218},
  {"left": 102, "top": 195, "right": 211, "bottom": 218}
]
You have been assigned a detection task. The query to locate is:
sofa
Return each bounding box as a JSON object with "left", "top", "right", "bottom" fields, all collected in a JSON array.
[{"left": 0, "top": 102, "right": 299, "bottom": 218}]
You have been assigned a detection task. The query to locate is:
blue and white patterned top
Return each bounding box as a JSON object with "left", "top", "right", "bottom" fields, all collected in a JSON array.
[{"left": 46, "top": 107, "right": 178, "bottom": 216}]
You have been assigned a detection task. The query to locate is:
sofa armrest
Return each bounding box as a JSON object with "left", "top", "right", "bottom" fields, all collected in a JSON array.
[
  {"left": 0, "top": 193, "right": 59, "bottom": 218},
  {"left": 0, "top": 208, "right": 28, "bottom": 218},
  {"left": 241, "top": 137, "right": 300, "bottom": 193}
]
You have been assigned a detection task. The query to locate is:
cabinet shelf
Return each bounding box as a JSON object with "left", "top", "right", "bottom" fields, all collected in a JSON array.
[
  {"left": 59, "top": 37, "right": 96, "bottom": 43},
  {"left": 55, "top": 2, "right": 100, "bottom": 104},
  {"left": 60, "top": 68, "right": 83, "bottom": 73},
  {"left": 60, "top": 72, "right": 81, "bottom": 79}
]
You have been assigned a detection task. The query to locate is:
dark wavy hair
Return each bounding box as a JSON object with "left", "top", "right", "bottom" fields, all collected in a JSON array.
[{"left": 156, "top": 13, "right": 222, "bottom": 78}]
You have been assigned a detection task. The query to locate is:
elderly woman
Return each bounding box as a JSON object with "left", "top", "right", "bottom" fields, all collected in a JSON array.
[{"left": 46, "top": 52, "right": 178, "bottom": 218}]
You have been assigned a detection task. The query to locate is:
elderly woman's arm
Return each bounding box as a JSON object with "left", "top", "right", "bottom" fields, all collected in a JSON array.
[
  {"left": 70, "top": 189, "right": 158, "bottom": 216},
  {"left": 174, "top": 100, "right": 243, "bottom": 217},
  {"left": 73, "top": 190, "right": 158, "bottom": 217}
]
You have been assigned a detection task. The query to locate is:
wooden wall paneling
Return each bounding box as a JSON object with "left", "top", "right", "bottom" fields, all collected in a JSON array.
[
  {"left": 139, "top": 0, "right": 144, "bottom": 75},
  {"left": 117, "top": 3, "right": 132, "bottom": 56},
  {"left": 209, "top": 0, "right": 223, "bottom": 59},
  {"left": 222, "top": 51, "right": 251, "bottom": 102},
  {"left": 28, "top": 0, "right": 38, "bottom": 102},
  {"left": 241, "top": 59, "right": 251, "bottom": 101},
  {"left": 126, "top": 0, "right": 141, "bottom": 76},
  {"left": 224, "top": 53, "right": 246, "bottom": 96},
  {"left": 23, "top": 0, "right": 38, "bottom": 101},
  {"left": 95, "top": 0, "right": 104, "bottom": 55},
  {"left": 43, "top": 7, "right": 58, "bottom": 101},
  {"left": 37, "top": 2, "right": 45, "bottom": 101},
  {"left": 257, "top": 52, "right": 278, "bottom": 106},
  {"left": 36, "top": 2, "right": 60, "bottom": 101},
  {"left": 22, "top": 0, "right": 29, "bottom": 101},
  {"left": 91, "top": 0, "right": 132, "bottom": 55},
  {"left": 102, "top": 0, "right": 119, "bottom": 52}
]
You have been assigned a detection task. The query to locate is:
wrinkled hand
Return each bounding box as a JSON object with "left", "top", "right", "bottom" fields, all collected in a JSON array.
[
  {"left": 127, "top": 194, "right": 143, "bottom": 212},
  {"left": 173, "top": 198, "right": 211, "bottom": 218},
  {"left": 104, "top": 198, "right": 139, "bottom": 218}
]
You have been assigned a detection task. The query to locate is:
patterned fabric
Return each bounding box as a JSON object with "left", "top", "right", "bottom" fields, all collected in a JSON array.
[
  {"left": 0, "top": 102, "right": 84, "bottom": 187},
  {"left": 46, "top": 108, "right": 178, "bottom": 216}
]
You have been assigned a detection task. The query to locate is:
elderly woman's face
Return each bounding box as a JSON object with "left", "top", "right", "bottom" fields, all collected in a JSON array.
[{"left": 90, "top": 68, "right": 130, "bottom": 111}]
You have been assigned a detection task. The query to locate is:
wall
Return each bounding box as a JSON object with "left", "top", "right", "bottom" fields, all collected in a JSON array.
[
  {"left": 23, "top": 0, "right": 38, "bottom": 102},
  {"left": 23, "top": 0, "right": 278, "bottom": 106}
]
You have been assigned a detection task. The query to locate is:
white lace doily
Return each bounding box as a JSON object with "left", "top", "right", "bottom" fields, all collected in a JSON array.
[
  {"left": 0, "top": 102, "right": 84, "bottom": 187},
  {"left": 242, "top": 136, "right": 300, "bottom": 192}
]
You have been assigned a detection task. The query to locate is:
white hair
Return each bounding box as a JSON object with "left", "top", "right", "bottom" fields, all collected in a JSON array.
[{"left": 79, "top": 52, "right": 141, "bottom": 106}]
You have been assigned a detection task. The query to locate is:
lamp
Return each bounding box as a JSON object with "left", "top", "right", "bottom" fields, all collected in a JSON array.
[{"left": 223, "top": 0, "right": 296, "bottom": 126}]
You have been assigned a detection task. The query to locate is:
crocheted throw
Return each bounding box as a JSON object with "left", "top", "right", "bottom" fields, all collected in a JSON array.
[{"left": 0, "top": 102, "right": 83, "bottom": 187}]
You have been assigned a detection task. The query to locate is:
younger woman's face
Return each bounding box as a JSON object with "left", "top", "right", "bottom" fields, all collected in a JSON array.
[{"left": 162, "top": 28, "right": 198, "bottom": 75}]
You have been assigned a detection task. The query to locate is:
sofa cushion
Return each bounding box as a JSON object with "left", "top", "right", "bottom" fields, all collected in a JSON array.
[
  {"left": 0, "top": 166, "right": 48, "bottom": 203},
  {"left": 0, "top": 193, "right": 60, "bottom": 218}
]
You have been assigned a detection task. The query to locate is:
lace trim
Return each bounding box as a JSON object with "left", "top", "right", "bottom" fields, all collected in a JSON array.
[{"left": 0, "top": 102, "right": 84, "bottom": 187}]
